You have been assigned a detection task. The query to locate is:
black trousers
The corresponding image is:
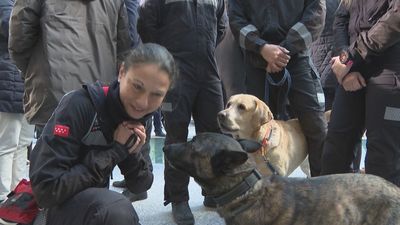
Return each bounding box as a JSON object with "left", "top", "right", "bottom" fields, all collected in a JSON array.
[
  {"left": 152, "top": 108, "right": 163, "bottom": 133},
  {"left": 323, "top": 87, "right": 362, "bottom": 172},
  {"left": 162, "top": 78, "right": 224, "bottom": 203},
  {"left": 46, "top": 188, "right": 140, "bottom": 225},
  {"left": 244, "top": 56, "right": 327, "bottom": 176},
  {"left": 321, "top": 70, "right": 400, "bottom": 186}
]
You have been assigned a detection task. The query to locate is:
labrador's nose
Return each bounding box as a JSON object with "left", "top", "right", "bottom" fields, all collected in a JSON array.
[{"left": 217, "top": 111, "right": 226, "bottom": 122}]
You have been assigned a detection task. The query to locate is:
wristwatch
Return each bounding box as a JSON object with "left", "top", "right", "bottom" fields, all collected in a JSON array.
[{"left": 339, "top": 49, "right": 353, "bottom": 66}]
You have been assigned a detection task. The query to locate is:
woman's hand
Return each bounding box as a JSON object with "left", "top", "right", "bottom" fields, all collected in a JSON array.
[
  {"left": 114, "top": 121, "right": 146, "bottom": 154},
  {"left": 342, "top": 72, "right": 366, "bottom": 92},
  {"left": 331, "top": 56, "right": 353, "bottom": 84}
]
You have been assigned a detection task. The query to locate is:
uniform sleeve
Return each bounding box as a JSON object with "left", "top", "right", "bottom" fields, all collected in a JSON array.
[
  {"left": 137, "top": 0, "right": 161, "bottom": 43},
  {"left": 280, "top": 0, "right": 326, "bottom": 56},
  {"left": 8, "top": 0, "right": 41, "bottom": 75},
  {"left": 349, "top": 0, "right": 400, "bottom": 68},
  {"left": 228, "top": 0, "right": 267, "bottom": 53},
  {"left": 29, "top": 92, "right": 130, "bottom": 208},
  {"left": 117, "top": 2, "right": 133, "bottom": 67},
  {"left": 216, "top": 0, "right": 227, "bottom": 45},
  {"left": 0, "top": 0, "right": 12, "bottom": 39},
  {"left": 332, "top": 3, "right": 350, "bottom": 55}
]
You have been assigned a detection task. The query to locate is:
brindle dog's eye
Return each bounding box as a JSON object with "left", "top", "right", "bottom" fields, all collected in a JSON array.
[{"left": 238, "top": 104, "right": 246, "bottom": 110}]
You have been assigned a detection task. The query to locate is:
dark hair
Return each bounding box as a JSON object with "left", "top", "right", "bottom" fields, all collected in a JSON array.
[{"left": 123, "top": 43, "right": 178, "bottom": 89}]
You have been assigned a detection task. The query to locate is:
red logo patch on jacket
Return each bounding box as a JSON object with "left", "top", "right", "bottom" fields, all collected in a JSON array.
[{"left": 53, "top": 124, "right": 70, "bottom": 137}]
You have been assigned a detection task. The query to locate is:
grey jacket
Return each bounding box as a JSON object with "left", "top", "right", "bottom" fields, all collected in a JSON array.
[{"left": 9, "top": 0, "right": 132, "bottom": 125}]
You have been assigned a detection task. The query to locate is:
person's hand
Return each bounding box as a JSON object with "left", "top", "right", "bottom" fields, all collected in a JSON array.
[
  {"left": 331, "top": 56, "right": 353, "bottom": 84},
  {"left": 266, "top": 63, "right": 284, "bottom": 73},
  {"left": 342, "top": 72, "right": 366, "bottom": 92},
  {"left": 260, "top": 44, "right": 290, "bottom": 73},
  {"left": 114, "top": 121, "right": 146, "bottom": 154}
]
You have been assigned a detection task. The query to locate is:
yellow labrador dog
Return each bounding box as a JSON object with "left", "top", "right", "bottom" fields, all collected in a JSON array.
[{"left": 217, "top": 94, "right": 314, "bottom": 177}]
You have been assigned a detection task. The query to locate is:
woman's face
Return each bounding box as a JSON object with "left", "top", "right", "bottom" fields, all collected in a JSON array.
[{"left": 118, "top": 63, "right": 170, "bottom": 119}]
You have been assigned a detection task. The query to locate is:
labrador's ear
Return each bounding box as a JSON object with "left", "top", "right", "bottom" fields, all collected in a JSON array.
[
  {"left": 211, "top": 150, "right": 248, "bottom": 175},
  {"left": 255, "top": 99, "right": 273, "bottom": 125},
  {"left": 238, "top": 139, "right": 262, "bottom": 153}
]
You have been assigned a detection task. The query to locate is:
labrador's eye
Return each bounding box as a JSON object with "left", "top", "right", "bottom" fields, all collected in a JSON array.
[
  {"left": 237, "top": 104, "right": 246, "bottom": 111},
  {"left": 226, "top": 102, "right": 231, "bottom": 108}
]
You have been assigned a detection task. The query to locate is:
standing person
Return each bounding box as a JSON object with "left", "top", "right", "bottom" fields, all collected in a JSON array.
[
  {"left": 216, "top": 24, "right": 246, "bottom": 102},
  {"left": 153, "top": 108, "right": 165, "bottom": 137},
  {"left": 138, "top": 0, "right": 227, "bottom": 223},
  {"left": 321, "top": 0, "right": 400, "bottom": 186},
  {"left": 309, "top": 0, "right": 362, "bottom": 173},
  {"left": 215, "top": 0, "right": 246, "bottom": 102},
  {"left": 229, "top": 0, "right": 327, "bottom": 176},
  {"left": 125, "top": 0, "right": 141, "bottom": 48},
  {"left": 0, "top": 0, "right": 34, "bottom": 203},
  {"left": 310, "top": 0, "right": 340, "bottom": 111},
  {"left": 8, "top": 0, "right": 132, "bottom": 136},
  {"left": 29, "top": 44, "right": 178, "bottom": 225}
]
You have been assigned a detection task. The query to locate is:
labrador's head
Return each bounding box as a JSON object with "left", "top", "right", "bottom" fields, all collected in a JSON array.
[{"left": 217, "top": 94, "right": 273, "bottom": 139}]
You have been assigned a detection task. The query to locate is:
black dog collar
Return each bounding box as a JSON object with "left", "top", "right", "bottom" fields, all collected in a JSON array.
[{"left": 211, "top": 170, "right": 262, "bottom": 207}]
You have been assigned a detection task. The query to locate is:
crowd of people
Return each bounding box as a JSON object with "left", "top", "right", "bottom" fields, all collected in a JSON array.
[{"left": 0, "top": 0, "right": 399, "bottom": 224}]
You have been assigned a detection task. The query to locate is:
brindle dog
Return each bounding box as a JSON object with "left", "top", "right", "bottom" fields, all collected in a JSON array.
[{"left": 163, "top": 132, "right": 400, "bottom": 225}]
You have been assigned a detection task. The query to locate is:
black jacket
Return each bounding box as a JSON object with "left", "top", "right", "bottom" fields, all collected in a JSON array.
[
  {"left": 0, "top": 0, "right": 24, "bottom": 113},
  {"left": 29, "top": 81, "right": 153, "bottom": 208},
  {"left": 138, "top": 0, "right": 227, "bottom": 81},
  {"left": 334, "top": 0, "right": 400, "bottom": 79},
  {"left": 228, "top": 0, "right": 326, "bottom": 67}
]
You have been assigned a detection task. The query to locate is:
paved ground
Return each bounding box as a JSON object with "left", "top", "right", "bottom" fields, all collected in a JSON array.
[{"left": 111, "top": 164, "right": 226, "bottom": 225}]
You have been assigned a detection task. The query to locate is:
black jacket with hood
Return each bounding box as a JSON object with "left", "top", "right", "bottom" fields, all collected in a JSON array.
[{"left": 29, "top": 80, "right": 153, "bottom": 208}]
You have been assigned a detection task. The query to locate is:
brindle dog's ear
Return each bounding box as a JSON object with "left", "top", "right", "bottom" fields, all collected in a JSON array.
[
  {"left": 211, "top": 150, "right": 248, "bottom": 175},
  {"left": 238, "top": 139, "right": 262, "bottom": 153}
]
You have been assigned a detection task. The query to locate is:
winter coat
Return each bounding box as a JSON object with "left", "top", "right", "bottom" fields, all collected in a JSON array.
[
  {"left": 228, "top": 0, "right": 326, "bottom": 68},
  {"left": 29, "top": 80, "right": 153, "bottom": 208},
  {"left": 8, "top": 0, "right": 132, "bottom": 125},
  {"left": 0, "top": 0, "right": 24, "bottom": 113},
  {"left": 334, "top": 0, "right": 400, "bottom": 79},
  {"left": 138, "top": 0, "right": 227, "bottom": 81},
  {"left": 310, "top": 0, "right": 340, "bottom": 89}
]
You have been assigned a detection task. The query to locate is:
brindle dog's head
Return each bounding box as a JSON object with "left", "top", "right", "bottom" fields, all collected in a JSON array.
[
  {"left": 163, "top": 132, "right": 260, "bottom": 195},
  {"left": 217, "top": 94, "right": 274, "bottom": 139}
]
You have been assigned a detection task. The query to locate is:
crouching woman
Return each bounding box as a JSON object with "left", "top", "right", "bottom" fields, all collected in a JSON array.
[{"left": 29, "top": 43, "right": 177, "bottom": 225}]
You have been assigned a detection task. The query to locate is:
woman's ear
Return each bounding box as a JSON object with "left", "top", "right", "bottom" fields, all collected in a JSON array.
[{"left": 118, "top": 62, "right": 125, "bottom": 82}]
